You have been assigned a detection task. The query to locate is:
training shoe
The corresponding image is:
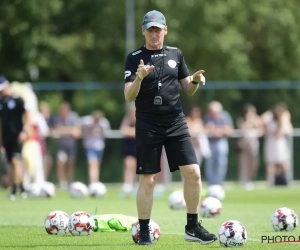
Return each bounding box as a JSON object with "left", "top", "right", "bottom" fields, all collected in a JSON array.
[
  {"left": 138, "top": 231, "right": 152, "bottom": 245},
  {"left": 185, "top": 221, "right": 217, "bottom": 244},
  {"left": 8, "top": 194, "right": 16, "bottom": 201},
  {"left": 21, "top": 192, "right": 28, "bottom": 199}
]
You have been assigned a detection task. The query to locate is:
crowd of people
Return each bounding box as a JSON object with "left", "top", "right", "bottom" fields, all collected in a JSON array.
[{"left": 0, "top": 75, "right": 293, "bottom": 201}]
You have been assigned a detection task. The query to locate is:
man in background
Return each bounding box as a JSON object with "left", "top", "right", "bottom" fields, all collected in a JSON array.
[
  {"left": 0, "top": 76, "right": 30, "bottom": 200},
  {"left": 81, "top": 110, "right": 111, "bottom": 184},
  {"left": 204, "top": 101, "right": 233, "bottom": 186},
  {"left": 52, "top": 102, "right": 81, "bottom": 190}
]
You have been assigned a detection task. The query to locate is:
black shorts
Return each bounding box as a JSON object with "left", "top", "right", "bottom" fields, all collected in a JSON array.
[
  {"left": 3, "top": 140, "right": 22, "bottom": 163},
  {"left": 135, "top": 117, "right": 198, "bottom": 174}
]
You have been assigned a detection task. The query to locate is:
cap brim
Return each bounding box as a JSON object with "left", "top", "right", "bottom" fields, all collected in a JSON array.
[{"left": 143, "top": 22, "right": 165, "bottom": 30}]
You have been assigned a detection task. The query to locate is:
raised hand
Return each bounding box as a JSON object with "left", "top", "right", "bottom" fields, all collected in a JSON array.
[
  {"left": 192, "top": 70, "right": 205, "bottom": 85},
  {"left": 135, "top": 59, "right": 154, "bottom": 80}
]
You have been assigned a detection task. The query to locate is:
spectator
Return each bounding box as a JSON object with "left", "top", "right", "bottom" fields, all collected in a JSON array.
[
  {"left": 185, "top": 106, "right": 211, "bottom": 167},
  {"left": 39, "top": 101, "right": 56, "bottom": 179},
  {"left": 52, "top": 102, "right": 81, "bottom": 190},
  {"left": 0, "top": 76, "right": 30, "bottom": 200},
  {"left": 203, "top": 101, "right": 233, "bottom": 186},
  {"left": 119, "top": 105, "right": 137, "bottom": 197},
  {"left": 0, "top": 146, "right": 10, "bottom": 189},
  {"left": 262, "top": 103, "right": 292, "bottom": 186},
  {"left": 81, "top": 110, "right": 111, "bottom": 184},
  {"left": 236, "top": 104, "right": 263, "bottom": 190}
]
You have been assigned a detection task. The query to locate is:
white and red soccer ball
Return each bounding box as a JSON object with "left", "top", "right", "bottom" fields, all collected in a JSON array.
[
  {"left": 271, "top": 207, "right": 298, "bottom": 232},
  {"left": 68, "top": 211, "right": 95, "bottom": 236},
  {"left": 200, "top": 197, "right": 222, "bottom": 218},
  {"left": 131, "top": 220, "right": 160, "bottom": 244},
  {"left": 44, "top": 210, "right": 69, "bottom": 235},
  {"left": 207, "top": 185, "right": 225, "bottom": 201},
  {"left": 217, "top": 220, "right": 247, "bottom": 247},
  {"left": 69, "top": 182, "right": 89, "bottom": 198},
  {"left": 88, "top": 182, "right": 107, "bottom": 198},
  {"left": 168, "top": 190, "right": 186, "bottom": 210}
]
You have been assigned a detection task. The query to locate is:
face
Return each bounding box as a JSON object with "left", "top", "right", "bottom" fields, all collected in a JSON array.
[
  {"left": 142, "top": 26, "right": 167, "bottom": 50},
  {"left": 0, "top": 81, "right": 10, "bottom": 96}
]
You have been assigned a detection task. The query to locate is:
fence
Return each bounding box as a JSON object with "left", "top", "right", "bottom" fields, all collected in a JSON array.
[{"left": 30, "top": 81, "right": 300, "bottom": 184}]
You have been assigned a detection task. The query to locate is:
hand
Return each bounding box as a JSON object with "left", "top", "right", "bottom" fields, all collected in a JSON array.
[
  {"left": 18, "top": 131, "right": 28, "bottom": 143},
  {"left": 135, "top": 59, "right": 154, "bottom": 80},
  {"left": 192, "top": 70, "right": 205, "bottom": 85}
]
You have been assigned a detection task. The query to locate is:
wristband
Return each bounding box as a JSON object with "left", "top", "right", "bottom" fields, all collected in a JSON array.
[{"left": 192, "top": 81, "right": 199, "bottom": 85}]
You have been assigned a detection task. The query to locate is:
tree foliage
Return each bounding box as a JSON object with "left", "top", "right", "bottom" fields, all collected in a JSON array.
[{"left": 1, "top": 0, "right": 300, "bottom": 181}]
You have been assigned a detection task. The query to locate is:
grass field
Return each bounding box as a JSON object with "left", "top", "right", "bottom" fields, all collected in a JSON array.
[{"left": 1, "top": 183, "right": 300, "bottom": 249}]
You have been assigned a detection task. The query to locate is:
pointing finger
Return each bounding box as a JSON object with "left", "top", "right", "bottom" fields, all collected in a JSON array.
[
  {"left": 140, "top": 59, "right": 144, "bottom": 65},
  {"left": 197, "top": 70, "right": 205, "bottom": 74},
  {"left": 146, "top": 65, "right": 155, "bottom": 72}
]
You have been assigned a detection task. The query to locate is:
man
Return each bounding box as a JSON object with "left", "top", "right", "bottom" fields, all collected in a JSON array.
[
  {"left": 0, "top": 76, "right": 30, "bottom": 200},
  {"left": 124, "top": 10, "right": 217, "bottom": 245},
  {"left": 52, "top": 102, "right": 81, "bottom": 190},
  {"left": 81, "top": 110, "right": 111, "bottom": 184},
  {"left": 204, "top": 101, "right": 233, "bottom": 186}
]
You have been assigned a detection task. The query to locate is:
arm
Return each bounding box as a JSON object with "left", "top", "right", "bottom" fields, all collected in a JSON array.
[
  {"left": 124, "top": 59, "right": 154, "bottom": 102},
  {"left": 124, "top": 78, "right": 143, "bottom": 103},
  {"left": 120, "top": 117, "right": 135, "bottom": 137},
  {"left": 180, "top": 70, "right": 205, "bottom": 96}
]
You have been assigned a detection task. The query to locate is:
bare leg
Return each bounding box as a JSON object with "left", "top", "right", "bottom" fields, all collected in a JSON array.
[
  {"left": 179, "top": 164, "right": 201, "bottom": 213},
  {"left": 56, "top": 159, "right": 67, "bottom": 187},
  {"left": 45, "top": 154, "right": 53, "bottom": 179},
  {"left": 266, "top": 163, "right": 276, "bottom": 186},
  {"left": 88, "top": 158, "right": 100, "bottom": 183},
  {"left": 11, "top": 157, "right": 23, "bottom": 185},
  {"left": 136, "top": 174, "right": 157, "bottom": 219},
  {"left": 123, "top": 156, "right": 136, "bottom": 191},
  {"left": 66, "top": 160, "right": 75, "bottom": 184}
]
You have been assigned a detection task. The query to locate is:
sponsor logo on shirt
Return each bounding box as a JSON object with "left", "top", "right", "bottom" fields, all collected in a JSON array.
[
  {"left": 124, "top": 70, "right": 131, "bottom": 79},
  {"left": 132, "top": 50, "right": 142, "bottom": 56}
]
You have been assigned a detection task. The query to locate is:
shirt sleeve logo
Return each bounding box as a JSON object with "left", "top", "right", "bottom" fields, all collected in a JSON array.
[
  {"left": 124, "top": 70, "right": 131, "bottom": 79},
  {"left": 168, "top": 60, "right": 177, "bottom": 68}
]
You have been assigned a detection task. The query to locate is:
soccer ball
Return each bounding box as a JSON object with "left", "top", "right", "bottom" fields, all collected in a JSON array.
[
  {"left": 68, "top": 211, "right": 95, "bottom": 236},
  {"left": 131, "top": 220, "right": 160, "bottom": 244},
  {"left": 40, "top": 182, "right": 56, "bottom": 198},
  {"left": 200, "top": 197, "right": 222, "bottom": 218},
  {"left": 69, "top": 182, "right": 89, "bottom": 198},
  {"left": 168, "top": 190, "right": 186, "bottom": 210},
  {"left": 207, "top": 185, "right": 225, "bottom": 201},
  {"left": 28, "top": 183, "right": 42, "bottom": 197},
  {"left": 217, "top": 220, "right": 247, "bottom": 247},
  {"left": 44, "top": 210, "right": 69, "bottom": 235},
  {"left": 271, "top": 207, "right": 298, "bottom": 231},
  {"left": 88, "top": 182, "right": 107, "bottom": 198}
]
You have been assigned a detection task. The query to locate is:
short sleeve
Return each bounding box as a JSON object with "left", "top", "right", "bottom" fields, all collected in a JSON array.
[
  {"left": 177, "top": 49, "right": 190, "bottom": 80},
  {"left": 124, "top": 54, "right": 137, "bottom": 83}
]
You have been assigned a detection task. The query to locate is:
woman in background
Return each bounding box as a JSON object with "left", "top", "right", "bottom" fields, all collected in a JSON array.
[
  {"left": 236, "top": 104, "right": 263, "bottom": 190},
  {"left": 262, "top": 103, "right": 292, "bottom": 186}
]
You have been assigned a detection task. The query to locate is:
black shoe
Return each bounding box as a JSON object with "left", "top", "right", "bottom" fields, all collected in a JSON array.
[
  {"left": 185, "top": 221, "right": 217, "bottom": 244},
  {"left": 138, "top": 231, "right": 152, "bottom": 245}
]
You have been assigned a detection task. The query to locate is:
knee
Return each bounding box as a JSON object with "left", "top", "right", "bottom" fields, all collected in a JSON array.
[
  {"left": 139, "top": 174, "right": 157, "bottom": 190},
  {"left": 181, "top": 164, "right": 201, "bottom": 182}
]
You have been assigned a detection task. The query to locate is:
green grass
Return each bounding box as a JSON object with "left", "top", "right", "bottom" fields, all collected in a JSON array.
[{"left": 1, "top": 183, "right": 300, "bottom": 249}]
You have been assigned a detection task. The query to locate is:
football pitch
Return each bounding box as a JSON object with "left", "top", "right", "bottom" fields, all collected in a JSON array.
[{"left": 0, "top": 183, "right": 300, "bottom": 249}]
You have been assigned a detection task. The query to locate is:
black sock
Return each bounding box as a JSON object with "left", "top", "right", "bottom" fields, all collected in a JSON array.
[
  {"left": 19, "top": 183, "right": 25, "bottom": 192},
  {"left": 187, "top": 213, "right": 198, "bottom": 229},
  {"left": 11, "top": 184, "right": 17, "bottom": 195},
  {"left": 139, "top": 219, "right": 150, "bottom": 233}
]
